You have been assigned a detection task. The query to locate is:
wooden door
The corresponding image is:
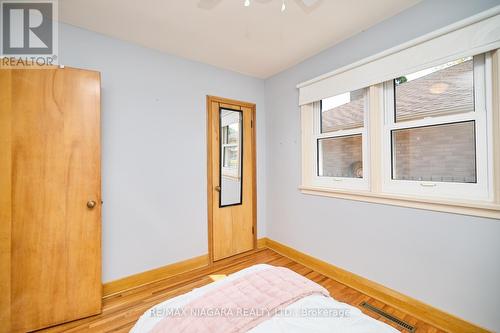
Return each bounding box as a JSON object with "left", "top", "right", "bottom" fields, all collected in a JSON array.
[
  {"left": 207, "top": 96, "right": 256, "bottom": 261},
  {"left": 0, "top": 67, "right": 102, "bottom": 332}
]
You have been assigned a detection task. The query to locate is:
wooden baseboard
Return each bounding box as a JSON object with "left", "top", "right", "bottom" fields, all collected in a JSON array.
[
  {"left": 102, "top": 246, "right": 267, "bottom": 297},
  {"left": 257, "top": 237, "right": 268, "bottom": 249},
  {"left": 102, "top": 254, "right": 209, "bottom": 297},
  {"left": 261, "top": 237, "right": 490, "bottom": 333},
  {"left": 101, "top": 238, "right": 490, "bottom": 333}
]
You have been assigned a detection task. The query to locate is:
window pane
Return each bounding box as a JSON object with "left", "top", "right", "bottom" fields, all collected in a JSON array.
[
  {"left": 318, "top": 135, "right": 363, "bottom": 178},
  {"left": 392, "top": 121, "right": 476, "bottom": 183},
  {"left": 220, "top": 108, "right": 242, "bottom": 207},
  {"left": 223, "top": 146, "right": 239, "bottom": 168},
  {"left": 321, "top": 88, "right": 365, "bottom": 133},
  {"left": 227, "top": 123, "right": 239, "bottom": 144},
  {"left": 395, "top": 57, "right": 474, "bottom": 122}
]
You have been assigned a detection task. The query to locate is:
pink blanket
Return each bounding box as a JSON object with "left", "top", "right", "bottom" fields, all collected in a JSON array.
[{"left": 150, "top": 266, "right": 329, "bottom": 333}]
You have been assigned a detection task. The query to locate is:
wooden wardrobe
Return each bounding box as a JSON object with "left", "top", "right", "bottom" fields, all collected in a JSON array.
[{"left": 0, "top": 66, "right": 102, "bottom": 332}]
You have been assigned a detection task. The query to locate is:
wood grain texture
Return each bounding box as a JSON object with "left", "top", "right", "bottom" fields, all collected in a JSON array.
[
  {"left": 263, "top": 237, "right": 492, "bottom": 333},
  {"left": 103, "top": 255, "right": 209, "bottom": 297},
  {"left": 207, "top": 96, "right": 256, "bottom": 262},
  {"left": 39, "top": 248, "right": 450, "bottom": 333},
  {"left": 0, "top": 68, "right": 13, "bottom": 333},
  {"left": 256, "top": 236, "right": 268, "bottom": 249},
  {"left": 0, "top": 67, "right": 102, "bottom": 332}
]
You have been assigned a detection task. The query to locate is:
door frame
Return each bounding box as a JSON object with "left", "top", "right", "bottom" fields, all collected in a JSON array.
[{"left": 206, "top": 95, "right": 257, "bottom": 264}]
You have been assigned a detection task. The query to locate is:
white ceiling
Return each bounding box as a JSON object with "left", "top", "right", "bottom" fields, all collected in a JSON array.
[{"left": 59, "top": 0, "right": 420, "bottom": 78}]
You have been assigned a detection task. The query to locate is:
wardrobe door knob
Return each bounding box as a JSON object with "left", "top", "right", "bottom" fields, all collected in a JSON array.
[{"left": 87, "top": 200, "right": 97, "bottom": 209}]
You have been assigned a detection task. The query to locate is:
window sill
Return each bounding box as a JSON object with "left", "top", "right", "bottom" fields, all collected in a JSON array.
[{"left": 299, "top": 185, "right": 500, "bottom": 219}]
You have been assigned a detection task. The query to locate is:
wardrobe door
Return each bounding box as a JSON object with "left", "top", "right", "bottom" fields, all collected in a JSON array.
[{"left": 0, "top": 67, "right": 101, "bottom": 332}]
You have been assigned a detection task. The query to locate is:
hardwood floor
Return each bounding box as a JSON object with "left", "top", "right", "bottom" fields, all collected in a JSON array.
[{"left": 38, "top": 249, "right": 444, "bottom": 333}]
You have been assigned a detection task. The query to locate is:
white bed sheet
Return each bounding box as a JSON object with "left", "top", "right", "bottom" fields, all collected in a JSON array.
[{"left": 130, "top": 264, "right": 399, "bottom": 333}]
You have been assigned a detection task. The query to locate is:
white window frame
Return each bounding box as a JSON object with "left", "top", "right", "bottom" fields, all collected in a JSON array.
[
  {"left": 310, "top": 89, "right": 370, "bottom": 191},
  {"left": 300, "top": 50, "right": 500, "bottom": 219},
  {"left": 381, "top": 54, "right": 492, "bottom": 201},
  {"left": 220, "top": 111, "right": 242, "bottom": 180}
]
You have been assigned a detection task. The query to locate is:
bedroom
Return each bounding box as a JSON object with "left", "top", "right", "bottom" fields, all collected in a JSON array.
[{"left": 1, "top": 0, "right": 500, "bottom": 332}]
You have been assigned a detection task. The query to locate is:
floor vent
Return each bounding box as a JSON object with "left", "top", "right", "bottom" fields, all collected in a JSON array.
[{"left": 360, "top": 301, "right": 416, "bottom": 333}]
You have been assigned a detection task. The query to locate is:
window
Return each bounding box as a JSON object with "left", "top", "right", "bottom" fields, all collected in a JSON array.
[
  {"left": 391, "top": 122, "right": 476, "bottom": 183},
  {"left": 382, "top": 54, "right": 490, "bottom": 200},
  {"left": 220, "top": 110, "right": 242, "bottom": 180},
  {"left": 393, "top": 57, "right": 474, "bottom": 122},
  {"left": 298, "top": 13, "right": 500, "bottom": 217},
  {"left": 300, "top": 51, "right": 499, "bottom": 217},
  {"left": 311, "top": 88, "right": 369, "bottom": 190},
  {"left": 222, "top": 123, "right": 240, "bottom": 169},
  {"left": 321, "top": 89, "right": 365, "bottom": 132},
  {"left": 318, "top": 135, "right": 363, "bottom": 178}
]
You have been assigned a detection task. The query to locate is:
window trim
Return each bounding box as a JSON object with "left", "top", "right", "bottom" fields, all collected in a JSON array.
[
  {"left": 310, "top": 88, "right": 370, "bottom": 191},
  {"left": 299, "top": 184, "right": 500, "bottom": 219},
  {"left": 300, "top": 50, "right": 500, "bottom": 219},
  {"left": 220, "top": 110, "right": 242, "bottom": 180},
  {"left": 381, "top": 54, "right": 491, "bottom": 201}
]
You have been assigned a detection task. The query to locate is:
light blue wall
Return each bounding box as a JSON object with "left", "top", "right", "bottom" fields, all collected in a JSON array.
[
  {"left": 59, "top": 23, "right": 267, "bottom": 283},
  {"left": 264, "top": 0, "right": 500, "bottom": 331}
]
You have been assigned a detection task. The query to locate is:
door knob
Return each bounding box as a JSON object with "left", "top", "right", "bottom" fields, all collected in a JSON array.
[
  {"left": 87, "top": 200, "right": 97, "bottom": 209},
  {"left": 215, "top": 186, "right": 221, "bottom": 192}
]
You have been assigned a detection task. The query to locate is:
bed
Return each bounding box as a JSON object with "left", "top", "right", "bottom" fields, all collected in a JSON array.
[{"left": 131, "top": 264, "right": 400, "bottom": 333}]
